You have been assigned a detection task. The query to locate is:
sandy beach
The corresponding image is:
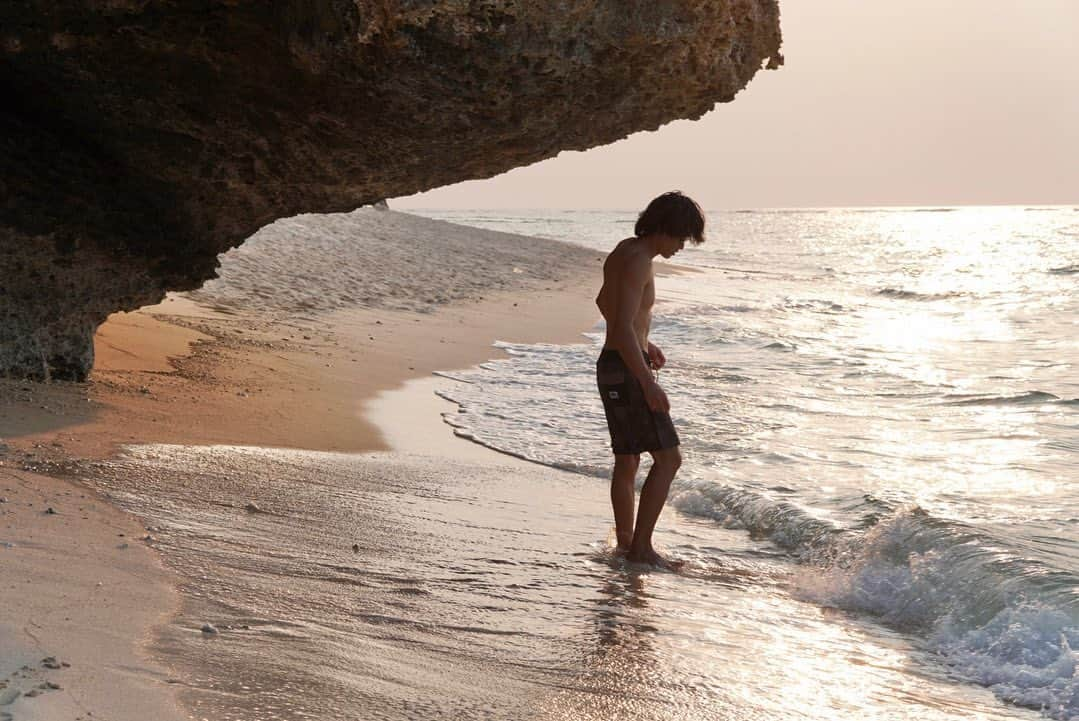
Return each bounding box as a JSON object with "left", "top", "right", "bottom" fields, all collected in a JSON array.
[
  {"left": 0, "top": 209, "right": 605, "bottom": 720},
  {"left": 4, "top": 206, "right": 1068, "bottom": 721}
]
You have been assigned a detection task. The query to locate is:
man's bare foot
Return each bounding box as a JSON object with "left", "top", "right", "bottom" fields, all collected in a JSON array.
[{"left": 626, "top": 546, "right": 684, "bottom": 570}]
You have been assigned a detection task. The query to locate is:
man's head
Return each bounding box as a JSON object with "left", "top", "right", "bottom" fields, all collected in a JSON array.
[{"left": 634, "top": 191, "right": 706, "bottom": 257}]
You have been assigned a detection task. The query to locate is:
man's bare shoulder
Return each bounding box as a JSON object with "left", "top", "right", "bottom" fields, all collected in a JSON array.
[{"left": 604, "top": 238, "right": 652, "bottom": 278}]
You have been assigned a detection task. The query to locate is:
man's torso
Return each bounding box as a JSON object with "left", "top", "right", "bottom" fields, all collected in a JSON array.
[{"left": 595, "top": 238, "right": 654, "bottom": 351}]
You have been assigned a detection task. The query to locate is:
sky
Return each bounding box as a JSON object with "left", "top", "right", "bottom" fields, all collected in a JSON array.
[{"left": 395, "top": 0, "right": 1079, "bottom": 210}]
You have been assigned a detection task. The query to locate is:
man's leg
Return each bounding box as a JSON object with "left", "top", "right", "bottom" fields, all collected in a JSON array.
[
  {"left": 628, "top": 447, "right": 682, "bottom": 566},
  {"left": 611, "top": 453, "right": 639, "bottom": 550}
]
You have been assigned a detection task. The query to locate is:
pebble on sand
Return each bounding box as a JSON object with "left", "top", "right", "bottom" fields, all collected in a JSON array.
[{"left": 201, "top": 623, "right": 219, "bottom": 634}]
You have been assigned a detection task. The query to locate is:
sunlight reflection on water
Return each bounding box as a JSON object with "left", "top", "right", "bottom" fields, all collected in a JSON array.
[{"left": 418, "top": 205, "right": 1079, "bottom": 719}]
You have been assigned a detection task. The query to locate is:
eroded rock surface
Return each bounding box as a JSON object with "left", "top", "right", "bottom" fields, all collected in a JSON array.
[{"left": 1, "top": 0, "right": 782, "bottom": 380}]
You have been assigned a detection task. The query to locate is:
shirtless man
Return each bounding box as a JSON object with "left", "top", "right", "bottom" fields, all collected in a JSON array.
[{"left": 595, "top": 191, "right": 705, "bottom": 567}]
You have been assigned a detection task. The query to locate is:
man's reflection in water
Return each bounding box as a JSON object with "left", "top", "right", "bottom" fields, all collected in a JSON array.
[
  {"left": 593, "top": 570, "right": 656, "bottom": 651},
  {"left": 538, "top": 568, "right": 689, "bottom": 721}
]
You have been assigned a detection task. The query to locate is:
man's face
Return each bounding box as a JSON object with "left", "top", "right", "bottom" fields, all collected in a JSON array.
[{"left": 661, "top": 235, "right": 687, "bottom": 258}]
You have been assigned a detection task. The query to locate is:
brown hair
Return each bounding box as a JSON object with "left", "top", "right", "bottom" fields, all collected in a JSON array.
[{"left": 634, "top": 191, "right": 705, "bottom": 244}]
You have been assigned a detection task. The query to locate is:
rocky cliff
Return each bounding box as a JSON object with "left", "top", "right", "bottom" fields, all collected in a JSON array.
[{"left": 1, "top": 0, "right": 782, "bottom": 380}]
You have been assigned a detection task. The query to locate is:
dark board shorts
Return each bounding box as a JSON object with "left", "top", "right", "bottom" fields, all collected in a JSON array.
[{"left": 596, "top": 348, "right": 680, "bottom": 456}]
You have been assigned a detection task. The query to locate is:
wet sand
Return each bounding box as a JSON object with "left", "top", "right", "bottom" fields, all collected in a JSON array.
[{"left": 0, "top": 210, "right": 603, "bottom": 720}]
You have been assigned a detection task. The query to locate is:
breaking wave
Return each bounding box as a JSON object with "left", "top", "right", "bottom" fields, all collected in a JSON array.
[{"left": 669, "top": 483, "right": 1079, "bottom": 719}]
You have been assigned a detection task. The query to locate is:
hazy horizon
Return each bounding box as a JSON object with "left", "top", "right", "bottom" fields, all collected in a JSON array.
[
  {"left": 396, "top": 0, "right": 1079, "bottom": 210},
  {"left": 394, "top": 202, "right": 1077, "bottom": 212}
]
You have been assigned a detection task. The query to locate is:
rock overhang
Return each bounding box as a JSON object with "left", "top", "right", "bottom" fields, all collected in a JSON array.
[{"left": 0, "top": 0, "right": 782, "bottom": 380}]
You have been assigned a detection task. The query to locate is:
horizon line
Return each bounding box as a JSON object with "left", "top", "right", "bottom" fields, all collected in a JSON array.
[{"left": 391, "top": 201, "right": 1078, "bottom": 213}]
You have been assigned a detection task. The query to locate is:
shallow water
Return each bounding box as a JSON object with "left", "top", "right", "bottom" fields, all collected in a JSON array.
[
  {"left": 89, "top": 441, "right": 1041, "bottom": 721},
  {"left": 414, "top": 206, "right": 1079, "bottom": 718},
  {"left": 83, "top": 206, "right": 1077, "bottom": 720}
]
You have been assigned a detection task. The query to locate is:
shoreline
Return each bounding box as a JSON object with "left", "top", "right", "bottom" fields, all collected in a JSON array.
[
  {"left": 366, "top": 374, "right": 552, "bottom": 469},
  {"left": 0, "top": 211, "right": 604, "bottom": 720}
]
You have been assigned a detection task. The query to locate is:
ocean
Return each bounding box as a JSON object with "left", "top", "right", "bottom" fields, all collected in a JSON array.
[
  {"left": 416, "top": 205, "right": 1079, "bottom": 718},
  {"left": 91, "top": 206, "right": 1077, "bottom": 720}
]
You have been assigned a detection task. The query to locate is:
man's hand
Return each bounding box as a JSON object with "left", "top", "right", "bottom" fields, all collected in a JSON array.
[
  {"left": 647, "top": 342, "right": 666, "bottom": 371},
  {"left": 643, "top": 379, "right": 670, "bottom": 414}
]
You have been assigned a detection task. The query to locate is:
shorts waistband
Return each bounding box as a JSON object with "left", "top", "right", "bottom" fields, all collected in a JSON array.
[{"left": 599, "top": 347, "right": 649, "bottom": 361}]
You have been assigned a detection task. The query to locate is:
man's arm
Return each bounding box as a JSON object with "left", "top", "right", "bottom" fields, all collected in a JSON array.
[{"left": 611, "top": 257, "right": 669, "bottom": 412}]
